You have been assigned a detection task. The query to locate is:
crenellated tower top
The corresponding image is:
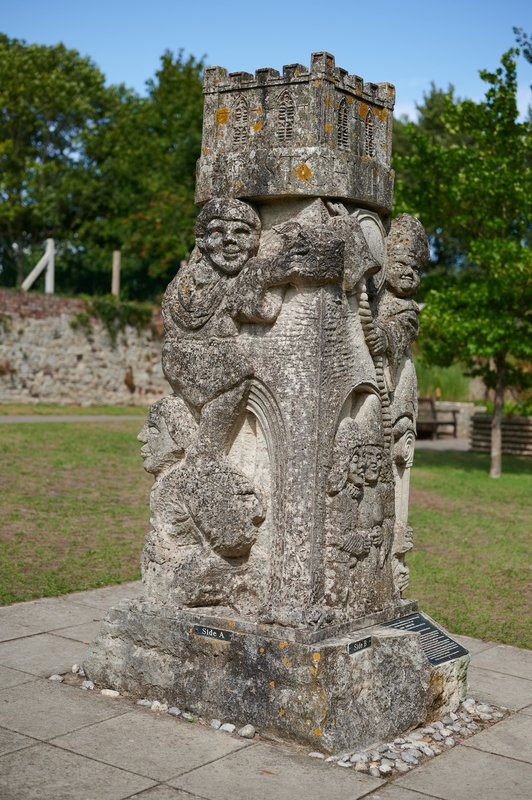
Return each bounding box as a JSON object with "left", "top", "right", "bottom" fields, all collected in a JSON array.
[{"left": 195, "top": 52, "right": 396, "bottom": 214}]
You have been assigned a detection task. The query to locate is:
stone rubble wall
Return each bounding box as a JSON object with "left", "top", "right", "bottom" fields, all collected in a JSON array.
[{"left": 0, "top": 289, "right": 169, "bottom": 406}]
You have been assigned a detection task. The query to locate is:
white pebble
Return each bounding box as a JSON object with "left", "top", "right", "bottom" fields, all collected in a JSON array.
[
  {"left": 350, "top": 752, "right": 368, "bottom": 763},
  {"left": 449, "top": 712, "right": 458, "bottom": 721},
  {"left": 80, "top": 680, "right": 94, "bottom": 690},
  {"left": 237, "top": 724, "right": 255, "bottom": 739},
  {"left": 100, "top": 689, "right": 119, "bottom": 698},
  {"left": 181, "top": 712, "right": 195, "bottom": 722},
  {"left": 49, "top": 674, "right": 64, "bottom": 682},
  {"left": 78, "top": 667, "right": 85, "bottom": 677},
  {"left": 168, "top": 707, "right": 181, "bottom": 717},
  {"left": 395, "top": 760, "right": 411, "bottom": 772},
  {"left": 150, "top": 701, "right": 163, "bottom": 711},
  {"left": 337, "top": 760, "right": 351, "bottom": 768},
  {"left": 354, "top": 761, "right": 369, "bottom": 772},
  {"left": 379, "top": 764, "right": 393, "bottom": 775},
  {"left": 209, "top": 718, "right": 222, "bottom": 729},
  {"left": 308, "top": 752, "right": 325, "bottom": 759},
  {"left": 219, "top": 722, "right": 235, "bottom": 732},
  {"left": 71, "top": 664, "right": 79, "bottom": 674},
  {"left": 369, "top": 767, "right": 381, "bottom": 778},
  {"left": 136, "top": 699, "right": 152, "bottom": 707},
  {"left": 444, "top": 737, "right": 455, "bottom": 747},
  {"left": 325, "top": 755, "right": 338, "bottom": 762},
  {"left": 419, "top": 744, "right": 434, "bottom": 757}
]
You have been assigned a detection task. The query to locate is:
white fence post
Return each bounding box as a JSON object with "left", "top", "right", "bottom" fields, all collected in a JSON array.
[
  {"left": 21, "top": 239, "right": 55, "bottom": 294},
  {"left": 112, "top": 250, "right": 121, "bottom": 297}
]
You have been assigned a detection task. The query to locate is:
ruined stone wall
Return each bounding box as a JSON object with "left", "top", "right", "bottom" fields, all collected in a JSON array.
[{"left": 0, "top": 290, "right": 169, "bottom": 406}]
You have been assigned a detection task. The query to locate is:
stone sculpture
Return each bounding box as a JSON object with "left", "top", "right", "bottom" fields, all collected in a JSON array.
[{"left": 86, "top": 53, "right": 469, "bottom": 753}]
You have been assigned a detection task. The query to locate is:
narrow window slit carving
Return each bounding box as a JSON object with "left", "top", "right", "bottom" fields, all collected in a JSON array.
[
  {"left": 278, "top": 90, "right": 295, "bottom": 143},
  {"left": 365, "top": 114, "right": 375, "bottom": 157},
  {"left": 233, "top": 96, "right": 249, "bottom": 147},
  {"left": 337, "top": 98, "right": 349, "bottom": 150}
]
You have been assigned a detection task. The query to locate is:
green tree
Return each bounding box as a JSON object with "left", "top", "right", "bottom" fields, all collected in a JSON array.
[
  {"left": 395, "top": 48, "right": 532, "bottom": 477},
  {"left": 0, "top": 34, "right": 109, "bottom": 287}
]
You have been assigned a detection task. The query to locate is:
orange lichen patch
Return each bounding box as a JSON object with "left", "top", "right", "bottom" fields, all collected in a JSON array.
[
  {"left": 270, "top": 681, "right": 275, "bottom": 687},
  {"left": 278, "top": 641, "right": 289, "bottom": 649},
  {"left": 306, "top": 719, "right": 312, "bottom": 725},
  {"left": 227, "top": 620, "right": 235, "bottom": 627},
  {"left": 358, "top": 102, "right": 369, "bottom": 119},
  {"left": 215, "top": 107, "right": 230, "bottom": 124},
  {"left": 355, "top": 85, "right": 362, "bottom": 95},
  {"left": 203, "top": 147, "right": 209, "bottom": 155},
  {"left": 313, "top": 653, "right": 321, "bottom": 662},
  {"left": 280, "top": 709, "right": 285, "bottom": 716},
  {"left": 255, "top": 107, "right": 263, "bottom": 114},
  {"left": 382, "top": 142, "right": 387, "bottom": 150},
  {"left": 388, "top": 85, "right": 394, "bottom": 97},
  {"left": 314, "top": 80, "right": 322, "bottom": 87},
  {"left": 309, "top": 667, "right": 316, "bottom": 675},
  {"left": 295, "top": 163, "right": 312, "bottom": 181},
  {"left": 346, "top": 95, "right": 353, "bottom": 104},
  {"left": 259, "top": 647, "right": 265, "bottom": 653},
  {"left": 373, "top": 106, "right": 388, "bottom": 121},
  {"left": 325, "top": 123, "right": 332, "bottom": 133},
  {"left": 182, "top": 285, "right": 189, "bottom": 292},
  {"left": 253, "top": 121, "right": 262, "bottom": 132},
  {"left": 325, "top": 94, "right": 330, "bottom": 109},
  {"left": 235, "top": 180, "right": 242, "bottom": 189},
  {"left": 312, "top": 728, "right": 321, "bottom": 736},
  {"left": 189, "top": 627, "right": 193, "bottom": 633}
]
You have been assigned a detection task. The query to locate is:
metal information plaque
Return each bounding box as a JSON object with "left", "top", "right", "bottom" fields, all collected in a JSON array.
[
  {"left": 382, "top": 613, "right": 469, "bottom": 666},
  {"left": 193, "top": 625, "right": 233, "bottom": 642},
  {"left": 347, "top": 636, "right": 372, "bottom": 656}
]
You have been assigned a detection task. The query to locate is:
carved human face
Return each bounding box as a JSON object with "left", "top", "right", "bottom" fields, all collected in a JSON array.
[
  {"left": 348, "top": 449, "right": 365, "bottom": 487},
  {"left": 138, "top": 414, "right": 182, "bottom": 475},
  {"left": 202, "top": 216, "right": 258, "bottom": 274},
  {"left": 386, "top": 250, "right": 421, "bottom": 298},
  {"left": 364, "top": 445, "right": 383, "bottom": 484}
]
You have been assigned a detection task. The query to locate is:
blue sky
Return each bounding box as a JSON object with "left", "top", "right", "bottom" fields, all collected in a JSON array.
[{"left": 2, "top": 0, "right": 532, "bottom": 118}]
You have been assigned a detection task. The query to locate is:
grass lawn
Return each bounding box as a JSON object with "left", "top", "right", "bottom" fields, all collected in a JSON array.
[
  {"left": 406, "top": 450, "right": 532, "bottom": 650},
  {"left": 0, "top": 420, "right": 151, "bottom": 605},
  {"left": 0, "top": 403, "right": 148, "bottom": 416},
  {"left": 1, "top": 421, "right": 530, "bottom": 650}
]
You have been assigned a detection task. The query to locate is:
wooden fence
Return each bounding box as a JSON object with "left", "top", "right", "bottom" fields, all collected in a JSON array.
[{"left": 470, "top": 414, "right": 532, "bottom": 457}]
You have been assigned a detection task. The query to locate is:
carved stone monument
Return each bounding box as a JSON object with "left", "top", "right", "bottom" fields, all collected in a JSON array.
[{"left": 85, "top": 53, "right": 469, "bottom": 753}]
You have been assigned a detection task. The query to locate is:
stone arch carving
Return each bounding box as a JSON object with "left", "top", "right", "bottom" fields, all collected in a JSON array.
[
  {"left": 337, "top": 97, "right": 349, "bottom": 150},
  {"left": 232, "top": 95, "right": 249, "bottom": 147},
  {"left": 277, "top": 89, "right": 295, "bottom": 143}
]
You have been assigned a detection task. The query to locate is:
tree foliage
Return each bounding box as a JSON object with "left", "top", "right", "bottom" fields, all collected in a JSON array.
[
  {"left": 0, "top": 36, "right": 204, "bottom": 299},
  {"left": 393, "top": 47, "right": 532, "bottom": 476}
]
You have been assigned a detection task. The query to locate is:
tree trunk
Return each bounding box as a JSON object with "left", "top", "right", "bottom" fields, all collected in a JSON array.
[{"left": 490, "top": 354, "right": 506, "bottom": 479}]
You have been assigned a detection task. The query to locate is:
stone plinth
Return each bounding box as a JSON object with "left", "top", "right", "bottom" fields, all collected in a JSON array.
[{"left": 85, "top": 600, "right": 468, "bottom": 754}]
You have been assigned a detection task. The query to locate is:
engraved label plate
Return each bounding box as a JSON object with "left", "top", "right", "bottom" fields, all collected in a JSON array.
[
  {"left": 193, "top": 625, "right": 233, "bottom": 642},
  {"left": 382, "top": 613, "right": 469, "bottom": 666},
  {"left": 347, "top": 636, "right": 372, "bottom": 656}
]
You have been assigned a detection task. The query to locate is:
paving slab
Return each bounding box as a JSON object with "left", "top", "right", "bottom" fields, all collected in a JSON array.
[
  {"left": 466, "top": 664, "right": 532, "bottom": 710},
  {"left": 0, "top": 632, "right": 89, "bottom": 676},
  {"left": 471, "top": 642, "right": 532, "bottom": 681},
  {"left": 127, "top": 788, "right": 199, "bottom": 800},
  {"left": 520, "top": 704, "right": 532, "bottom": 716},
  {"left": 0, "top": 742, "right": 155, "bottom": 800},
  {"left": 0, "top": 664, "right": 37, "bottom": 690},
  {"left": 463, "top": 711, "right": 532, "bottom": 763},
  {"left": 52, "top": 619, "right": 103, "bottom": 643},
  {"left": 395, "top": 744, "right": 532, "bottom": 800},
  {"left": 0, "top": 618, "right": 44, "bottom": 643},
  {"left": 51, "top": 710, "right": 251, "bottom": 782},
  {"left": 0, "top": 595, "right": 102, "bottom": 634},
  {"left": 0, "top": 726, "right": 39, "bottom": 757},
  {"left": 169, "top": 742, "right": 384, "bottom": 800},
  {"left": 365, "top": 787, "right": 442, "bottom": 800},
  {"left": 451, "top": 634, "right": 497, "bottom": 657},
  {"left": 0, "top": 679, "right": 127, "bottom": 740},
  {"left": 65, "top": 581, "right": 144, "bottom": 611}
]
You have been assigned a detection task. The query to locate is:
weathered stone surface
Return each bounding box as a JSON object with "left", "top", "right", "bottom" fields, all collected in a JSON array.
[
  {"left": 85, "top": 600, "right": 468, "bottom": 754},
  {"left": 86, "top": 51, "right": 469, "bottom": 752}
]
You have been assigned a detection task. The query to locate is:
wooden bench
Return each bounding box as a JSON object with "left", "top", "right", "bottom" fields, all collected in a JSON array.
[{"left": 417, "top": 397, "right": 458, "bottom": 439}]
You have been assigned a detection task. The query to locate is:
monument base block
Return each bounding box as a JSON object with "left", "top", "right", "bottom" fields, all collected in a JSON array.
[{"left": 84, "top": 600, "right": 469, "bottom": 754}]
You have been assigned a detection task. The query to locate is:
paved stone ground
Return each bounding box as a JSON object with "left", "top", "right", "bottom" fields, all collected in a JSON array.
[{"left": 1, "top": 582, "right": 531, "bottom": 798}]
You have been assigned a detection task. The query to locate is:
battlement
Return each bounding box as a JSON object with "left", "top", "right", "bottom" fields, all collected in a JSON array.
[
  {"left": 195, "top": 53, "right": 396, "bottom": 214},
  {"left": 203, "top": 52, "right": 395, "bottom": 108}
]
